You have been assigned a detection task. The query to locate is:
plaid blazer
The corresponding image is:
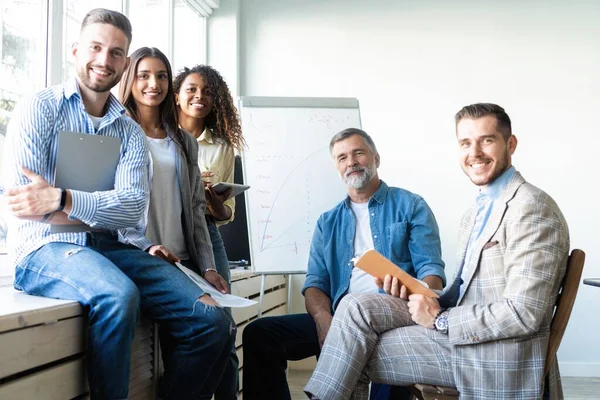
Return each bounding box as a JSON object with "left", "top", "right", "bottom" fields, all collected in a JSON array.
[{"left": 440, "top": 171, "right": 569, "bottom": 399}]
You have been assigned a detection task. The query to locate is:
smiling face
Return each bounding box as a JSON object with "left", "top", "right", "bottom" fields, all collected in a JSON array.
[
  {"left": 176, "top": 72, "right": 214, "bottom": 120},
  {"left": 72, "top": 23, "right": 129, "bottom": 93},
  {"left": 331, "top": 134, "right": 380, "bottom": 190},
  {"left": 131, "top": 57, "right": 169, "bottom": 109},
  {"left": 457, "top": 115, "right": 517, "bottom": 187}
]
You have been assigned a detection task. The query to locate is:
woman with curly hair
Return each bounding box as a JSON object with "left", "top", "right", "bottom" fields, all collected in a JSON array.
[
  {"left": 174, "top": 64, "right": 244, "bottom": 400},
  {"left": 118, "top": 48, "right": 233, "bottom": 399}
]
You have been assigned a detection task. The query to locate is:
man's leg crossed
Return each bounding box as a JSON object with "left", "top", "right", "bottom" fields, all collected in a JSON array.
[{"left": 305, "top": 293, "right": 454, "bottom": 400}]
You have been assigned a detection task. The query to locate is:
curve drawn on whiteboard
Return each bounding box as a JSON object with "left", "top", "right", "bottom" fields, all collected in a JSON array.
[{"left": 258, "top": 146, "right": 329, "bottom": 252}]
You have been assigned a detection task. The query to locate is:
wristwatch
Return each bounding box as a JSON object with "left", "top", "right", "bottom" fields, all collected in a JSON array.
[
  {"left": 56, "top": 188, "right": 67, "bottom": 212},
  {"left": 433, "top": 309, "right": 450, "bottom": 334}
]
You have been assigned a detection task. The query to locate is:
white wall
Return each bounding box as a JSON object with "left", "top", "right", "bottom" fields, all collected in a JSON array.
[
  {"left": 211, "top": 0, "right": 600, "bottom": 376},
  {"left": 208, "top": 0, "right": 241, "bottom": 97}
]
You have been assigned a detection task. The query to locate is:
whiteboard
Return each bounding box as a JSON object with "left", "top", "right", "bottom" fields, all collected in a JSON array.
[{"left": 240, "top": 97, "right": 361, "bottom": 274}]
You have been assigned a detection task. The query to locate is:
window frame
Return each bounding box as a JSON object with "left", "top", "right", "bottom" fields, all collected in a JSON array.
[
  {"left": 0, "top": 0, "right": 208, "bottom": 281},
  {"left": 47, "top": 0, "right": 208, "bottom": 86}
]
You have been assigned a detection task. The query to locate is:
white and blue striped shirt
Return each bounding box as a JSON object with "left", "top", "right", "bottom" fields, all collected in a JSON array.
[{"left": 3, "top": 78, "right": 150, "bottom": 266}]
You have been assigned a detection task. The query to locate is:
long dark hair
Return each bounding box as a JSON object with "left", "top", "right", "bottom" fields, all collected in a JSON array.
[
  {"left": 119, "top": 47, "right": 190, "bottom": 162},
  {"left": 173, "top": 65, "right": 245, "bottom": 150}
]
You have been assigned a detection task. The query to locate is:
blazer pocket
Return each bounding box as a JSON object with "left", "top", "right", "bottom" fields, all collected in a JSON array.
[{"left": 482, "top": 240, "right": 499, "bottom": 251}]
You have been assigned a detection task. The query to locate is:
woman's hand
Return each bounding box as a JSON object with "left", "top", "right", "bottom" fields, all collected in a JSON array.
[
  {"left": 205, "top": 185, "right": 233, "bottom": 220},
  {"left": 148, "top": 245, "right": 180, "bottom": 264},
  {"left": 203, "top": 270, "right": 229, "bottom": 294},
  {"left": 201, "top": 171, "right": 217, "bottom": 187}
]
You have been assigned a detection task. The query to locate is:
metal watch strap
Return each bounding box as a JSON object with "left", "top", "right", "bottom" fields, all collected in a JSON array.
[
  {"left": 433, "top": 309, "right": 449, "bottom": 333},
  {"left": 433, "top": 309, "right": 444, "bottom": 328}
]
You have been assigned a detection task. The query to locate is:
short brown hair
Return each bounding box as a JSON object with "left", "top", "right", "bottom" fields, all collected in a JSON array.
[
  {"left": 455, "top": 103, "right": 512, "bottom": 140},
  {"left": 81, "top": 8, "right": 132, "bottom": 45}
]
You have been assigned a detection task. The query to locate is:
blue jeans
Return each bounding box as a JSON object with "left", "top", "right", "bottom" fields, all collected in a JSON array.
[
  {"left": 208, "top": 218, "right": 240, "bottom": 400},
  {"left": 13, "top": 232, "right": 235, "bottom": 400}
]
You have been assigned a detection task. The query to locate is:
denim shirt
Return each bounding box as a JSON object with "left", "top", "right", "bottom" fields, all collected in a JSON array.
[{"left": 301, "top": 180, "right": 446, "bottom": 311}]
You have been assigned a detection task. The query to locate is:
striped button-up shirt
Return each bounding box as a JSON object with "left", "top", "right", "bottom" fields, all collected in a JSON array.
[{"left": 3, "top": 78, "right": 149, "bottom": 266}]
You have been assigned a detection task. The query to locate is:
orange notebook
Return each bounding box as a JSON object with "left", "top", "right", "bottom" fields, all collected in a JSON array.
[{"left": 352, "top": 249, "right": 439, "bottom": 298}]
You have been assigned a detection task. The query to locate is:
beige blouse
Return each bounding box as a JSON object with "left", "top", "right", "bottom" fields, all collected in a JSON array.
[{"left": 196, "top": 127, "right": 235, "bottom": 225}]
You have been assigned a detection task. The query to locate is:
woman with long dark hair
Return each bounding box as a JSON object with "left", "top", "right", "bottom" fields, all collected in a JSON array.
[
  {"left": 118, "top": 47, "right": 231, "bottom": 399},
  {"left": 173, "top": 64, "right": 244, "bottom": 400}
]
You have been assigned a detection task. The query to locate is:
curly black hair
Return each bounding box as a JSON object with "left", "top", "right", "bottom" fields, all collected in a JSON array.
[{"left": 173, "top": 65, "right": 245, "bottom": 150}]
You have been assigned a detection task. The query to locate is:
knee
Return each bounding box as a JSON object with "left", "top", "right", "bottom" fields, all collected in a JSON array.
[
  {"left": 337, "top": 293, "right": 366, "bottom": 315},
  {"left": 92, "top": 281, "right": 140, "bottom": 323},
  {"left": 243, "top": 318, "right": 270, "bottom": 349},
  {"left": 336, "top": 293, "right": 383, "bottom": 325},
  {"left": 190, "top": 304, "right": 235, "bottom": 343}
]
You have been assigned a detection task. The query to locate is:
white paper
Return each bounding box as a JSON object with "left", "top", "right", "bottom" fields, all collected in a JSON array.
[{"left": 175, "top": 262, "right": 257, "bottom": 308}]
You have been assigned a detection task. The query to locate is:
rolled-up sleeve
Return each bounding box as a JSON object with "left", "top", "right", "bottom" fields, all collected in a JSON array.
[
  {"left": 409, "top": 197, "right": 446, "bottom": 284},
  {"left": 302, "top": 217, "right": 331, "bottom": 296},
  {"left": 214, "top": 145, "right": 236, "bottom": 226}
]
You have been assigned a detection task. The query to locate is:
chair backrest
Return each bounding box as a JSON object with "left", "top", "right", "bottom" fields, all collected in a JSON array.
[{"left": 544, "top": 249, "right": 586, "bottom": 376}]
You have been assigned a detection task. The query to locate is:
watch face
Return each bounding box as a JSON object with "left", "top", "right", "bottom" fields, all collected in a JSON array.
[{"left": 436, "top": 314, "right": 449, "bottom": 331}]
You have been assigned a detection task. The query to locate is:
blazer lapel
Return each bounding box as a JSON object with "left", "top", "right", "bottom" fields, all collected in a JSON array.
[
  {"left": 456, "top": 208, "right": 476, "bottom": 271},
  {"left": 456, "top": 172, "right": 526, "bottom": 304},
  {"left": 438, "top": 206, "right": 475, "bottom": 308}
]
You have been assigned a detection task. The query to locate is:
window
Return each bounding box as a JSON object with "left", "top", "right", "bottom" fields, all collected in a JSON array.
[
  {"left": 0, "top": 0, "right": 210, "bottom": 283},
  {"left": 173, "top": 0, "right": 207, "bottom": 72},
  {"left": 0, "top": 0, "right": 47, "bottom": 264},
  {"left": 128, "top": 0, "right": 208, "bottom": 71},
  {"left": 128, "top": 0, "right": 171, "bottom": 56}
]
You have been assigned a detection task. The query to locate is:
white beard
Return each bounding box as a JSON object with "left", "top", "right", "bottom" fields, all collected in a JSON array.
[{"left": 341, "top": 163, "right": 377, "bottom": 189}]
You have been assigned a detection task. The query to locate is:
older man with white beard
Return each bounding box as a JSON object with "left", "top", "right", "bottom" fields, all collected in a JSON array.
[{"left": 242, "top": 128, "right": 446, "bottom": 400}]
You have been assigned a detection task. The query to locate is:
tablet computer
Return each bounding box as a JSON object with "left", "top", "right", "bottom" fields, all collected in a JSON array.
[{"left": 211, "top": 182, "right": 250, "bottom": 200}]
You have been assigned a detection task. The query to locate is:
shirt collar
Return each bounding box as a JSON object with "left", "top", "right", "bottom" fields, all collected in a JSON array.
[
  {"left": 64, "top": 78, "right": 80, "bottom": 100},
  {"left": 479, "top": 166, "right": 516, "bottom": 202},
  {"left": 344, "top": 179, "right": 389, "bottom": 207},
  {"left": 63, "top": 78, "right": 126, "bottom": 120},
  {"left": 197, "top": 127, "right": 214, "bottom": 144}
]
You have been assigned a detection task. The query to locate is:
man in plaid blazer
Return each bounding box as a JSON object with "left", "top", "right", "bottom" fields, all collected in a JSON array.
[{"left": 304, "top": 103, "right": 570, "bottom": 400}]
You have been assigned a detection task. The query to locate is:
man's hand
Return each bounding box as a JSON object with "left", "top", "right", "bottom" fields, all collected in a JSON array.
[
  {"left": 314, "top": 312, "right": 333, "bottom": 349},
  {"left": 6, "top": 167, "right": 60, "bottom": 217},
  {"left": 148, "top": 245, "right": 180, "bottom": 264},
  {"left": 407, "top": 294, "right": 441, "bottom": 329},
  {"left": 203, "top": 270, "right": 229, "bottom": 294},
  {"left": 375, "top": 274, "right": 409, "bottom": 299}
]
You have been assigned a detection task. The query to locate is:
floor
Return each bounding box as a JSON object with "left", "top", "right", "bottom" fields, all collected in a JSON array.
[{"left": 287, "top": 370, "right": 600, "bottom": 399}]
